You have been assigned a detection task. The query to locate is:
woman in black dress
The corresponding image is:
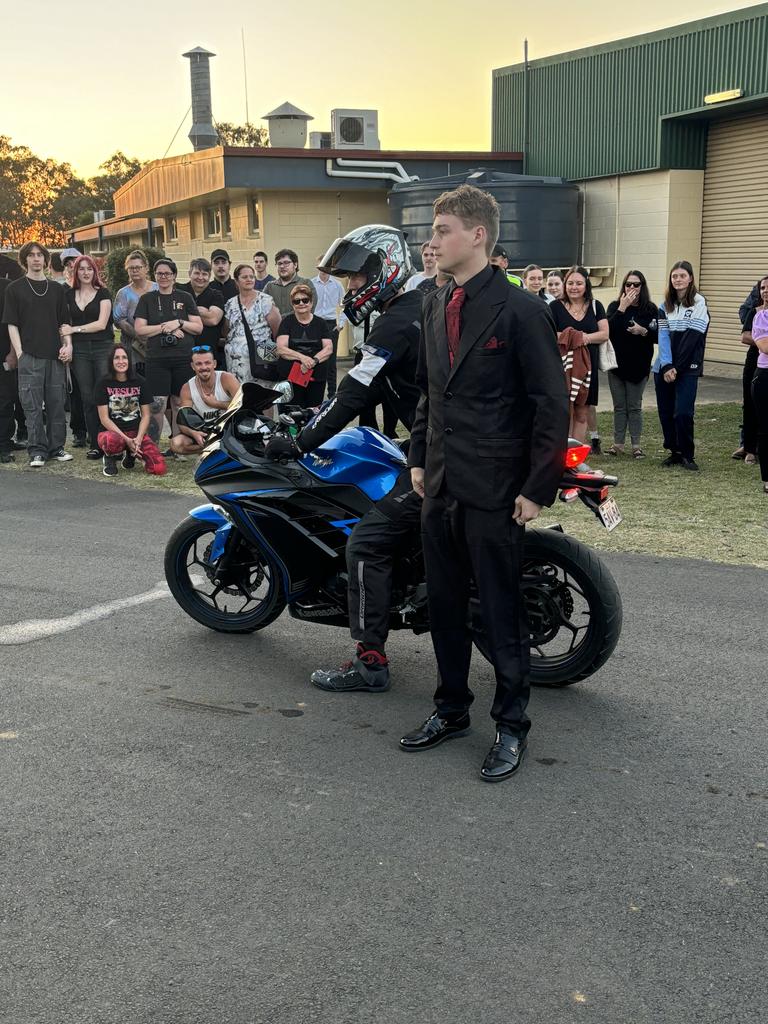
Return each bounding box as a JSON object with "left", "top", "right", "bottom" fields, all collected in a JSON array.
[
  {"left": 275, "top": 284, "right": 333, "bottom": 408},
  {"left": 549, "top": 265, "right": 609, "bottom": 443}
]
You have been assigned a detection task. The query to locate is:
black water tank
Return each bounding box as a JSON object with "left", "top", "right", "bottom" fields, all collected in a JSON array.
[{"left": 389, "top": 168, "right": 580, "bottom": 269}]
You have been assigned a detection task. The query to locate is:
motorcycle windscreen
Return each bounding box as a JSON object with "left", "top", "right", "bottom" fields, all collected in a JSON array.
[{"left": 300, "top": 426, "right": 406, "bottom": 502}]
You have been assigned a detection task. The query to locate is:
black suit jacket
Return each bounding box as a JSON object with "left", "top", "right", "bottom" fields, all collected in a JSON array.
[{"left": 408, "top": 266, "right": 570, "bottom": 510}]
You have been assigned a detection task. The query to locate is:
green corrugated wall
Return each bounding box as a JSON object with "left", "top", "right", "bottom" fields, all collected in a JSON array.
[{"left": 492, "top": 5, "right": 768, "bottom": 179}]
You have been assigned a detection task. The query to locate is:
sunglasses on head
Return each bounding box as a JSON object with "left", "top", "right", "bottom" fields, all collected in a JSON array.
[
  {"left": 292, "top": 297, "right": 311, "bottom": 305},
  {"left": 192, "top": 345, "right": 212, "bottom": 353}
]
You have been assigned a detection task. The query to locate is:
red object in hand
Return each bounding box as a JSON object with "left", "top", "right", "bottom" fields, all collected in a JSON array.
[{"left": 288, "top": 361, "right": 313, "bottom": 387}]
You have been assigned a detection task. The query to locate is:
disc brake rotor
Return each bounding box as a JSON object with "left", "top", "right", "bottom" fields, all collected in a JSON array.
[
  {"left": 202, "top": 541, "right": 265, "bottom": 597},
  {"left": 523, "top": 566, "right": 576, "bottom": 646}
]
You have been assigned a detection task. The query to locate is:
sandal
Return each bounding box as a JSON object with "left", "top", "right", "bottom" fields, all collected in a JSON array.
[
  {"left": 744, "top": 453, "right": 757, "bottom": 465},
  {"left": 605, "top": 444, "right": 623, "bottom": 456},
  {"left": 731, "top": 447, "right": 746, "bottom": 460},
  {"left": 632, "top": 448, "right": 645, "bottom": 459}
]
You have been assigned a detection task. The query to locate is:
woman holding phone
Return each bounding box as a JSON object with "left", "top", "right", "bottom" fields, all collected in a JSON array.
[
  {"left": 275, "top": 284, "right": 333, "bottom": 408},
  {"left": 605, "top": 270, "right": 657, "bottom": 458}
]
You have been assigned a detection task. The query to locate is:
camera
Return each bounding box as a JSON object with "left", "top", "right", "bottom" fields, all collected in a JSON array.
[{"left": 159, "top": 334, "right": 178, "bottom": 348}]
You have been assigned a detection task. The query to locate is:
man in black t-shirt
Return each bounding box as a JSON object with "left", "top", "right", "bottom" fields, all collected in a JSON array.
[
  {"left": 2, "top": 241, "right": 73, "bottom": 466},
  {"left": 178, "top": 258, "right": 225, "bottom": 363},
  {"left": 209, "top": 249, "right": 238, "bottom": 302}
]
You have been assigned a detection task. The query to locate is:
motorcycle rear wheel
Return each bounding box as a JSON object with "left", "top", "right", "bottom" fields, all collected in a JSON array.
[
  {"left": 164, "top": 517, "right": 287, "bottom": 633},
  {"left": 473, "top": 528, "right": 622, "bottom": 687}
]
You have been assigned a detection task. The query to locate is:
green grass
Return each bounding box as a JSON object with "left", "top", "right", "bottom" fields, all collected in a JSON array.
[
  {"left": 2, "top": 402, "right": 766, "bottom": 568},
  {"left": 539, "top": 403, "right": 768, "bottom": 569}
]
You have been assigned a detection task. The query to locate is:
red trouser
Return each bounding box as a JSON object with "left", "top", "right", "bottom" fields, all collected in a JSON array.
[{"left": 97, "top": 429, "right": 167, "bottom": 475}]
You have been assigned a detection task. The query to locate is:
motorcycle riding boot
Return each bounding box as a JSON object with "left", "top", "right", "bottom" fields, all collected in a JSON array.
[{"left": 311, "top": 644, "right": 391, "bottom": 693}]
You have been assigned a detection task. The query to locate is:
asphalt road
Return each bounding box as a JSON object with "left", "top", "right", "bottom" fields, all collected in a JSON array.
[{"left": 1, "top": 473, "right": 765, "bottom": 1024}]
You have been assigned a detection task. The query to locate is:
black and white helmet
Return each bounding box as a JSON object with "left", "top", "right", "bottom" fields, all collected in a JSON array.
[{"left": 318, "top": 224, "right": 412, "bottom": 326}]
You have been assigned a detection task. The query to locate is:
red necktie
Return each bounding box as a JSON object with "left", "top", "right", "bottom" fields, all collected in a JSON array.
[{"left": 445, "top": 286, "right": 466, "bottom": 367}]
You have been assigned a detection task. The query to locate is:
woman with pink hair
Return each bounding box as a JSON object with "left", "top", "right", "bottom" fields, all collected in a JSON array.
[{"left": 60, "top": 255, "right": 113, "bottom": 458}]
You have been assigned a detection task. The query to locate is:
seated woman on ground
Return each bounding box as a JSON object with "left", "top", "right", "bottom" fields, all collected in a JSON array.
[{"left": 95, "top": 345, "right": 166, "bottom": 478}]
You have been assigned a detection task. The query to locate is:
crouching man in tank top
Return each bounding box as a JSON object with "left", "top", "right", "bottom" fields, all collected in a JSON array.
[{"left": 171, "top": 345, "right": 241, "bottom": 455}]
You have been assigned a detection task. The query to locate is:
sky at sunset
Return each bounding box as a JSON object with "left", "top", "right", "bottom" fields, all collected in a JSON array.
[{"left": 3, "top": 0, "right": 765, "bottom": 177}]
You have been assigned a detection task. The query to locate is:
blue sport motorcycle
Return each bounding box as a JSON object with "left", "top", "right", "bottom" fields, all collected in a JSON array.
[{"left": 164, "top": 384, "right": 623, "bottom": 687}]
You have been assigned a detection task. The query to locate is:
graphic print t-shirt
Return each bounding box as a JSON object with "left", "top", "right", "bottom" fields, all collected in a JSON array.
[{"left": 94, "top": 375, "right": 151, "bottom": 433}]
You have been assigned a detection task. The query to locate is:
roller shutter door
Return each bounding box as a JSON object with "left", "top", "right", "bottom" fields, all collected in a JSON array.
[{"left": 699, "top": 112, "right": 768, "bottom": 364}]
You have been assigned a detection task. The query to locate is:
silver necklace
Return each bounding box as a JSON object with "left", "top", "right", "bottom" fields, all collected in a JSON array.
[{"left": 26, "top": 276, "right": 49, "bottom": 297}]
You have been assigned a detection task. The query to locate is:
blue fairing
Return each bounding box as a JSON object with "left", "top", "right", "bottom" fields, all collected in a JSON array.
[{"left": 299, "top": 427, "right": 406, "bottom": 501}]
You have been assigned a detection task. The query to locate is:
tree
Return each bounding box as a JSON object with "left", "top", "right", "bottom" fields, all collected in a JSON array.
[
  {"left": 215, "top": 122, "right": 269, "bottom": 148},
  {"left": 0, "top": 139, "right": 144, "bottom": 248},
  {"left": 88, "top": 151, "right": 144, "bottom": 211}
]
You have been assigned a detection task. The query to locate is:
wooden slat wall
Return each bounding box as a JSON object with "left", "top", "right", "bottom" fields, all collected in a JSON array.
[{"left": 699, "top": 113, "right": 768, "bottom": 364}]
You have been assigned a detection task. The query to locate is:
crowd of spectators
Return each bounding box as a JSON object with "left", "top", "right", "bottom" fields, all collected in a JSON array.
[{"left": 1, "top": 237, "right": 766, "bottom": 493}]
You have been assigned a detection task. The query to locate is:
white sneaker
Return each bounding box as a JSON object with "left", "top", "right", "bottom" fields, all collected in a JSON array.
[
  {"left": 29, "top": 455, "right": 45, "bottom": 468},
  {"left": 51, "top": 448, "right": 73, "bottom": 462}
]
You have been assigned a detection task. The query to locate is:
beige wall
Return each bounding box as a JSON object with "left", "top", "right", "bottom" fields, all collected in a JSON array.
[{"left": 580, "top": 169, "right": 704, "bottom": 313}]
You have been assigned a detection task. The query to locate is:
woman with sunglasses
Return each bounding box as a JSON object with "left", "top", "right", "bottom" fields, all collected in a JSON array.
[
  {"left": 222, "top": 264, "right": 281, "bottom": 385},
  {"left": 605, "top": 270, "right": 658, "bottom": 458},
  {"left": 275, "top": 284, "right": 333, "bottom": 408},
  {"left": 134, "top": 258, "right": 203, "bottom": 445}
]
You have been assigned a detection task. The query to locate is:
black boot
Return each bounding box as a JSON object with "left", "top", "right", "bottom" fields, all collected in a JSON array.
[{"left": 311, "top": 644, "right": 391, "bottom": 692}]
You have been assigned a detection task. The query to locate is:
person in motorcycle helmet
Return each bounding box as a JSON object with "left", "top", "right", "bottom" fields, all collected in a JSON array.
[
  {"left": 266, "top": 223, "right": 422, "bottom": 459},
  {"left": 265, "top": 224, "right": 425, "bottom": 693}
]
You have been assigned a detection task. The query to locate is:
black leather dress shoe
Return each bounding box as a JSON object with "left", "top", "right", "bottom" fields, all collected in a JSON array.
[
  {"left": 480, "top": 728, "right": 527, "bottom": 782},
  {"left": 399, "top": 711, "right": 470, "bottom": 752}
]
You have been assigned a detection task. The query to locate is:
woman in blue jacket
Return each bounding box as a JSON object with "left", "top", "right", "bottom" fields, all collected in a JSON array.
[{"left": 653, "top": 260, "right": 710, "bottom": 471}]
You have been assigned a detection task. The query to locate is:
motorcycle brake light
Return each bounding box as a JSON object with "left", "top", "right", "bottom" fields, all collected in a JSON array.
[{"left": 565, "top": 444, "right": 591, "bottom": 469}]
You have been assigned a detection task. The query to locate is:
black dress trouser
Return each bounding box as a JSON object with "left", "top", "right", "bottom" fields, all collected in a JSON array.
[{"left": 422, "top": 492, "right": 531, "bottom": 737}]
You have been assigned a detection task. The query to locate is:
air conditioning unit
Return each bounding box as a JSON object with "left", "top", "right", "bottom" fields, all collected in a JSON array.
[
  {"left": 331, "top": 109, "right": 380, "bottom": 150},
  {"left": 309, "top": 131, "right": 334, "bottom": 149}
]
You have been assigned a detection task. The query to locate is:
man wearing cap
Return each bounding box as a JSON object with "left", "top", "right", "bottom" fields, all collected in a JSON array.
[
  {"left": 59, "top": 247, "right": 82, "bottom": 289},
  {"left": 489, "top": 244, "right": 524, "bottom": 288},
  {"left": 209, "top": 250, "right": 238, "bottom": 302}
]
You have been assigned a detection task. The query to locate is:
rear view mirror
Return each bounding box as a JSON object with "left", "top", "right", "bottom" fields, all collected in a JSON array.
[{"left": 177, "top": 407, "right": 207, "bottom": 431}]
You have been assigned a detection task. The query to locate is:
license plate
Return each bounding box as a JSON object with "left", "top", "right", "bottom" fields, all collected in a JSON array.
[{"left": 598, "top": 496, "right": 622, "bottom": 531}]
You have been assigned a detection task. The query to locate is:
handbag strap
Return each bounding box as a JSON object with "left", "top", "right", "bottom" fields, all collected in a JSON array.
[{"left": 238, "top": 299, "right": 259, "bottom": 380}]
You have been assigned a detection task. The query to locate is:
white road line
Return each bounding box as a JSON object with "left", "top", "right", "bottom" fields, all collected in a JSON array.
[{"left": 0, "top": 582, "right": 170, "bottom": 646}]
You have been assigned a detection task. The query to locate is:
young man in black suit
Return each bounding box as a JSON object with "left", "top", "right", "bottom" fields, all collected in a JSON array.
[{"left": 403, "top": 184, "right": 570, "bottom": 782}]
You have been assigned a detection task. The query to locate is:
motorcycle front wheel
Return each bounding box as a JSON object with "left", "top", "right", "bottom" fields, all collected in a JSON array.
[
  {"left": 473, "top": 528, "right": 622, "bottom": 688},
  {"left": 164, "top": 517, "right": 287, "bottom": 633}
]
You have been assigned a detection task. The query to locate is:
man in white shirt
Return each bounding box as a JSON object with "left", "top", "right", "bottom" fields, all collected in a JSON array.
[
  {"left": 404, "top": 242, "right": 438, "bottom": 293},
  {"left": 312, "top": 259, "right": 346, "bottom": 398}
]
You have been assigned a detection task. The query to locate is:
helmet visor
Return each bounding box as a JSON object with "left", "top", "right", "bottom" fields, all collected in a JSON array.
[{"left": 318, "top": 238, "right": 381, "bottom": 279}]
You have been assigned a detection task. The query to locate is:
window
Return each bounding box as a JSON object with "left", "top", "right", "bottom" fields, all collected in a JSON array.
[
  {"left": 205, "top": 205, "right": 221, "bottom": 237},
  {"left": 166, "top": 216, "right": 178, "bottom": 241},
  {"left": 248, "top": 197, "right": 261, "bottom": 236},
  {"left": 223, "top": 203, "right": 232, "bottom": 236}
]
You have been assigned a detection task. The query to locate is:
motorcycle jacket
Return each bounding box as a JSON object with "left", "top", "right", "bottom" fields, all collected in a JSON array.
[{"left": 297, "top": 290, "right": 422, "bottom": 453}]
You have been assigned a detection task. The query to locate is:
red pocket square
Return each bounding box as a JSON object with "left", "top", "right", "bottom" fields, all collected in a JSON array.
[{"left": 483, "top": 337, "right": 506, "bottom": 350}]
